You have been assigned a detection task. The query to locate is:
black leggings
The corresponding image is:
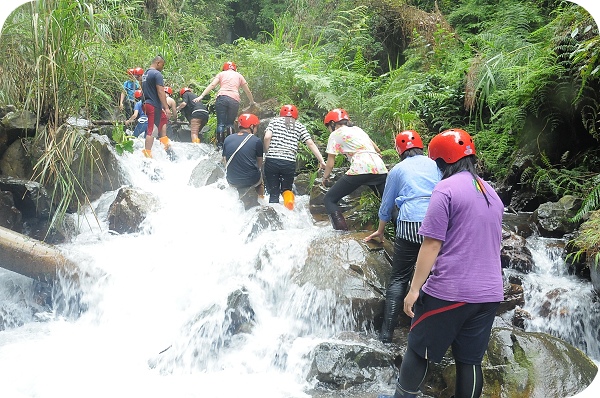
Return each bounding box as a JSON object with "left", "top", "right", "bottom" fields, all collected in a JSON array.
[
  {"left": 323, "top": 173, "right": 387, "bottom": 214},
  {"left": 380, "top": 238, "right": 420, "bottom": 341},
  {"left": 395, "top": 347, "right": 484, "bottom": 398},
  {"left": 264, "top": 158, "right": 296, "bottom": 203}
]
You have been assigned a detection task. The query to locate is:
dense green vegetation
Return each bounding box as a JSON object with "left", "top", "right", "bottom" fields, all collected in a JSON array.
[{"left": 0, "top": 0, "right": 599, "bottom": 235}]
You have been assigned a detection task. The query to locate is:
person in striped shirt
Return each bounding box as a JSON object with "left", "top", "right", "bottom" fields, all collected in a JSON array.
[
  {"left": 263, "top": 104, "right": 326, "bottom": 209},
  {"left": 364, "top": 130, "right": 441, "bottom": 343}
]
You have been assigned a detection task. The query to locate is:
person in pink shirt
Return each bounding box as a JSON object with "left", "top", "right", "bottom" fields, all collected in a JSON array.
[{"left": 194, "top": 61, "right": 256, "bottom": 149}]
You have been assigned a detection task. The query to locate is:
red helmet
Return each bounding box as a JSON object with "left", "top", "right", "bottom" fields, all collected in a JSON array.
[
  {"left": 222, "top": 61, "right": 237, "bottom": 71},
  {"left": 238, "top": 113, "right": 259, "bottom": 129},
  {"left": 164, "top": 86, "right": 173, "bottom": 95},
  {"left": 280, "top": 104, "right": 298, "bottom": 119},
  {"left": 428, "top": 128, "right": 476, "bottom": 164},
  {"left": 134, "top": 90, "right": 143, "bottom": 100},
  {"left": 133, "top": 67, "right": 144, "bottom": 76},
  {"left": 127, "top": 68, "right": 135, "bottom": 76},
  {"left": 395, "top": 130, "right": 424, "bottom": 154},
  {"left": 179, "top": 87, "right": 191, "bottom": 96},
  {"left": 323, "top": 108, "right": 349, "bottom": 125}
]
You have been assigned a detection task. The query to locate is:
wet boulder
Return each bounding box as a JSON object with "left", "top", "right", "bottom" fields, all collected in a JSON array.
[
  {"left": 79, "top": 133, "right": 129, "bottom": 204},
  {"left": 512, "top": 307, "right": 532, "bottom": 329},
  {"left": 1, "top": 109, "right": 37, "bottom": 131},
  {"left": 107, "top": 186, "right": 159, "bottom": 234},
  {"left": 498, "top": 281, "right": 525, "bottom": 315},
  {"left": 483, "top": 327, "right": 598, "bottom": 398},
  {"left": 242, "top": 206, "right": 284, "bottom": 242},
  {"left": 0, "top": 190, "right": 22, "bottom": 232},
  {"left": 500, "top": 228, "right": 534, "bottom": 273},
  {"left": 533, "top": 195, "right": 583, "bottom": 237},
  {"left": 149, "top": 287, "right": 256, "bottom": 374},
  {"left": 189, "top": 155, "right": 225, "bottom": 188},
  {"left": 225, "top": 287, "right": 256, "bottom": 335},
  {"left": 0, "top": 176, "right": 65, "bottom": 242},
  {"left": 308, "top": 333, "right": 395, "bottom": 388},
  {"left": 0, "top": 109, "right": 37, "bottom": 152},
  {"left": 297, "top": 232, "right": 391, "bottom": 331},
  {"left": 0, "top": 138, "right": 34, "bottom": 179}
]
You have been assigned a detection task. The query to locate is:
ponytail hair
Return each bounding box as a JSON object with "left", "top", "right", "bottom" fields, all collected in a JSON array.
[{"left": 436, "top": 155, "right": 492, "bottom": 207}]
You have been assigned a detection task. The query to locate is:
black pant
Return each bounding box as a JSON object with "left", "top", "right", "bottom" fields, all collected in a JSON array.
[
  {"left": 323, "top": 173, "right": 387, "bottom": 214},
  {"left": 215, "top": 95, "right": 239, "bottom": 145},
  {"left": 395, "top": 346, "right": 484, "bottom": 398},
  {"left": 380, "top": 237, "right": 421, "bottom": 342},
  {"left": 264, "top": 158, "right": 296, "bottom": 203}
]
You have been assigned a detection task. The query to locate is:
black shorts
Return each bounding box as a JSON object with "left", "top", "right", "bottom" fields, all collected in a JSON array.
[
  {"left": 408, "top": 291, "right": 499, "bottom": 364},
  {"left": 191, "top": 109, "right": 209, "bottom": 123}
]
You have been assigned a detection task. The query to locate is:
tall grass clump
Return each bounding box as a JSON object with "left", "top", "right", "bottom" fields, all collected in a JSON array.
[{"left": 0, "top": 0, "right": 140, "bottom": 233}]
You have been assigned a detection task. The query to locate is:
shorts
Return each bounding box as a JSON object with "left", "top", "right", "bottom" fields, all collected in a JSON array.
[
  {"left": 407, "top": 291, "right": 499, "bottom": 364},
  {"left": 143, "top": 103, "right": 168, "bottom": 138},
  {"left": 191, "top": 109, "right": 209, "bottom": 123}
]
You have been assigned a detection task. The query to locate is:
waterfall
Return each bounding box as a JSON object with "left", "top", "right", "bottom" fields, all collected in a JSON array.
[
  {"left": 0, "top": 141, "right": 354, "bottom": 398},
  {"left": 1, "top": 140, "right": 600, "bottom": 397},
  {"left": 504, "top": 236, "right": 600, "bottom": 362}
]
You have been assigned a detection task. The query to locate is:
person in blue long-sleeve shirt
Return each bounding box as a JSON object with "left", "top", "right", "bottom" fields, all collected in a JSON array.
[{"left": 364, "top": 130, "right": 441, "bottom": 343}]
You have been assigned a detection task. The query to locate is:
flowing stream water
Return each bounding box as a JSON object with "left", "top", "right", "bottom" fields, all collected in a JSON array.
[
  {"left": 0, "top": 139, "right": 599, "bottom": 397},
  {"left": 518, "top": 237, "right": 600, "bottom": 361}
]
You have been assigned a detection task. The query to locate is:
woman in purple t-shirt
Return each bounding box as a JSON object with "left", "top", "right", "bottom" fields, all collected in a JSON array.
[{"left": 391, "top": 129, "right": 504, "bottom": 398}]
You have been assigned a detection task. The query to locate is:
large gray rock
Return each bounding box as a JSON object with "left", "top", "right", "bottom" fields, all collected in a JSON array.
[
  {"left": 1, "top": 110, "right": 37, "bottom": 131},
  {"left": 308, "top": 333, "right": 395, "bottom": 388},
  {"left": 500, "top": 228, "right": 534, "bottom": 273},
  {"left": 533, "top": 195, "right": 582, "bottom": 237},
  {"left": 307, "top": 328, "right": 597, "bottom": 398},
  {"left": 0, "top": 138, "right": 33, "bottom": 178},
  {"left": 482, "top": 328, "right": 598, "bottom": 398},
  {"left": 107, "top": 186, "right": 159, "bottom": 234},
  {"left": 297, "top": 232, "right": 391, "bottom": 330},
  {"left": 0, "top": 191, "right": 22, "bottom": 232},
  {"left": 188, "top": 156, "right": 225, "bottom": 188},
  {"left": 148, "top": 287, "right": 256, "bottom": 374},
  {"left": 77, "top": 133, "right": 129, "bottom": 205},
  {"left": 0, "top": 176, "right": 52, "bottom": 218}
]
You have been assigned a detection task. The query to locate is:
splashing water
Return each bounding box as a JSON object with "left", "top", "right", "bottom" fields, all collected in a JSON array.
[
  {"left": 517, "top": 237, "right": 600, "bottom": 361},
  {"left": 2, "top": 139, "right": 600, "bottom": 397},
  {"left": 0, "top": 140, "right": 357, "bottom": 398}
]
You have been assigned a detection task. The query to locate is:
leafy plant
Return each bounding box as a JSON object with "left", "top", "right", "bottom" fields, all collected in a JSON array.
[
  {"left": 566, "top": 211, "right": 600, "bottom": 270},
  {"left": 354, "top": 190, "right": 382, "bottom": 228},
  {"left": 380, "top": 148, "right": 399, "bottom": 164},
  {"left": 112, "top": 125, "right": 134, "bottom": 155}
]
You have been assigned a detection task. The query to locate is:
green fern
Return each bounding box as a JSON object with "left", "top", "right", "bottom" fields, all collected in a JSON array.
[{"left": 573, "top": 176, "right": 600, "bottom": 222}]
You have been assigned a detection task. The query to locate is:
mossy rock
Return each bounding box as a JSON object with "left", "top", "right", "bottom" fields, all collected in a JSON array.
[{"left": 482, "top": 328, "right": 597, "bottom": 397}]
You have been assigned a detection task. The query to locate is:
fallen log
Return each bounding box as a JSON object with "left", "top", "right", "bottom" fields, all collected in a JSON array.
[{"left": 0, "top": 225, "right": 78, "bottom": 282}]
